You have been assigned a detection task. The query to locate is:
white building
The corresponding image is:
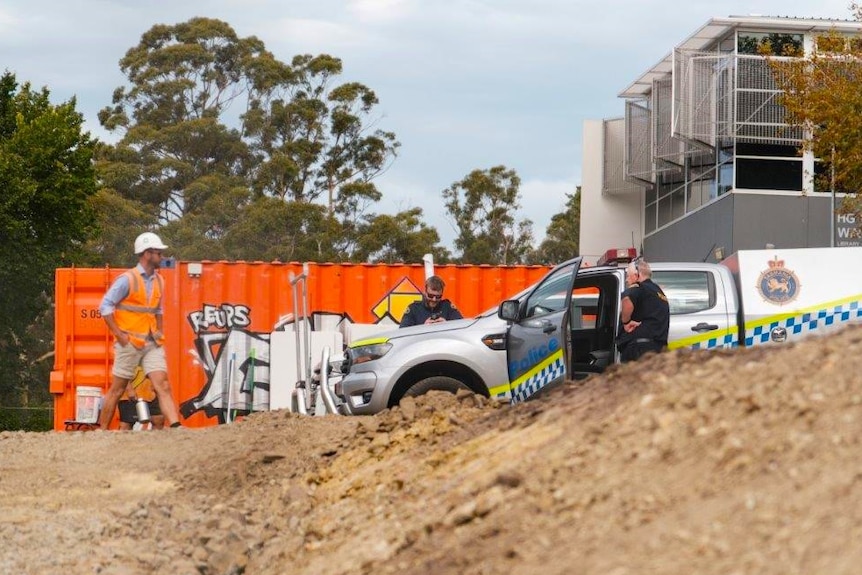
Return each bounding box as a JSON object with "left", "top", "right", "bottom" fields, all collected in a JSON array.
[{"left": 580, "top": 15, "right": 862, "bottom": 264}]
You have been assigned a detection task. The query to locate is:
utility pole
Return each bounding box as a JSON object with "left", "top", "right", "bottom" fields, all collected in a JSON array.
[{"left": 830, "top": 148, "right": 836, "bottom": 248}]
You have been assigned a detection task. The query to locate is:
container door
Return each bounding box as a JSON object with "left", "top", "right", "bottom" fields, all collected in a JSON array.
[{"left": 505, "top": 258, "right": 581, "bottom": 403}]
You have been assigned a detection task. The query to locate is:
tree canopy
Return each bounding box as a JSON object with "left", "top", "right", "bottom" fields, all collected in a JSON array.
[
  {"left": 95, "top": 17, "right": 406, "bottom": 263},
  {"left": 530, "top": 187, "right": 580, "bottom": 264},
  {"left": 768, "top": 8, "right": 862, "bottom": 221},
  {"left": 0, "top": 71, "right": 98, "bottom": 405},
  {"left": 443, "top": 166, "right": 534, "bottom": 264}
]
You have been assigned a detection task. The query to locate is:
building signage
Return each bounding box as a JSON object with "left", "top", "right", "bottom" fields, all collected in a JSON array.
[{"left": 836, "top": 213, "right": 862, "bottom": 247}]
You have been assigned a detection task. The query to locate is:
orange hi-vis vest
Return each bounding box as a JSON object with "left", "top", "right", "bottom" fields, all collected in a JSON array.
[{"left": 114, "top": 268, "right": 165, "bottom": 349}]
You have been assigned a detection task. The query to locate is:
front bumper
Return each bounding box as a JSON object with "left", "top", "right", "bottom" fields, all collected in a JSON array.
[{"left": 335, "top": 370, "right": 384, "bottom": 415}]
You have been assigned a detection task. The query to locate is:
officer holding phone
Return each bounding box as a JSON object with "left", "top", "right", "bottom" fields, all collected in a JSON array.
[{"left": 400, "top": 275, "right": 463, "bottom": 327}]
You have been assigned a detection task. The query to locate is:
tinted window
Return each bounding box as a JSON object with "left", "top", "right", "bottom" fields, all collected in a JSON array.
[
  {"left": 652, "top": 271, "right": 714, "bottom": 314},
  {"left": 738, "top": 32, "right": 803, "bottom": 56},
  {"left": 736, "top": 158, "right": 802, "bottom": 191},
  {"left": 525, "top": 263, "right": 575, "bottom": 318}
]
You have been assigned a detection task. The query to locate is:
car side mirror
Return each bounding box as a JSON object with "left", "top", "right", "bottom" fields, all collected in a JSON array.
[{"left": 498, "top": 300, "right": 520, "bottom": 322}]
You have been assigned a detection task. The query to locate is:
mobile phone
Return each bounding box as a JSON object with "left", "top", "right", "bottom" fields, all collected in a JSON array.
[{"left": 430, "top": 313, "right": 441, "bottom": 320}]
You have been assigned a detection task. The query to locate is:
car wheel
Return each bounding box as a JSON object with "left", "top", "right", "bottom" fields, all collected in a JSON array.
[{"left": 404, "top": 375, "right": 470, "bottom": 398}]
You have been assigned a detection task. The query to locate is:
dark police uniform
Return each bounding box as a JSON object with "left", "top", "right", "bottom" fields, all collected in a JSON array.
[
  {"left": 400, "top": 298, "right": 463, "bottom": 327},
  {"left": 618, "top": 278, "right": 670, "bottom": 362}
]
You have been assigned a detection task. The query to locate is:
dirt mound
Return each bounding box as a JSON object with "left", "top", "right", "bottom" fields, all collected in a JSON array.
[{"left": 3, "top": 327, "right": 862, "bottom": 574}]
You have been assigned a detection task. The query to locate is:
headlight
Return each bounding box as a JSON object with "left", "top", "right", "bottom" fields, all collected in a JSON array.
[{"left": 349, "top": 342, "right": 393, "bottom": 365}]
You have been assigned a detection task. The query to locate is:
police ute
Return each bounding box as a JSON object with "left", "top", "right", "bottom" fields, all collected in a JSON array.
[{"left": 335, "top": 246, "right": 862, "bottom": 415}]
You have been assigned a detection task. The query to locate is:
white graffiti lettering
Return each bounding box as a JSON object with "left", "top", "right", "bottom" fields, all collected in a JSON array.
[{"left": 188, "top": 304, "right": 252, "bottom": 334}]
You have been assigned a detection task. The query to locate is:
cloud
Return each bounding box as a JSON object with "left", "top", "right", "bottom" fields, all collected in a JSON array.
[
  {"left": 347, "top": 0, "right": 414, "bottom": 23},
  {"left": 255, "top": 17, "right": 370, "bottom": 54},
  {"left": 0, "top": 7, "right": 18, "bottom": 38}
]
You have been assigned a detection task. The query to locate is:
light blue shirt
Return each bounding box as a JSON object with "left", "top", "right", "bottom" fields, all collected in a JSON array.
[{"left": 99, "top": 264, "right": 163, "bottom": 317}]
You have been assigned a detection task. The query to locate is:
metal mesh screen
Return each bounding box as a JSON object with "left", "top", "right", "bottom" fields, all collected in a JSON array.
[
  {"left": 602, "top": 118, "right": 643, "bottom": 195},
  {"left": 734, "top": 54, "right": 803, "bottom": 143},
  {"left": 673, "top": 49, "right": 802, "bottom": 146},
  {"left": 673, "top": 49, "right": 735, "bottom": 146},
  {"left": 625, "top": 99, "right": 653, "bottom": 183},
  {"left": 653, "top": 76, "right": 685, "bottom": 166}
]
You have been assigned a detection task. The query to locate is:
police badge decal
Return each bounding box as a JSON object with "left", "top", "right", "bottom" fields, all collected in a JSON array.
[{"left": 756, "top": 257, "right": 800, "bottom": 305}]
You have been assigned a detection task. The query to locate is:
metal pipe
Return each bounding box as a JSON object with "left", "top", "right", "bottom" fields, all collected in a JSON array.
[
  {"left": 290, "top": 264, "right": 314, "bottom": 411},
  {"left": 831, "top": 148, "right": 836, "bottom": 248},
  {"left": 301, "top": 262, "right": 312, "bottom": 409},
  {"left": 294, "top": 387, "right": 307, "bottom": 415},
  {"left": 288, "top": 271, "right": 302, "bottom": 405},
  {"left": 225, "top": 352, "right": 235, "bottom": 424},
  {"left": 319, "top": 346, "right": 339, "bottom": 415}
]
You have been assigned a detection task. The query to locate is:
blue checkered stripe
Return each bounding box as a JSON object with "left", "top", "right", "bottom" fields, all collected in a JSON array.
[
  {"left": 668, "top": 327, "right": 740, "bottom": 352},
  {"left": 689, "top": 331, "right": 740, "bottom": 350},
  {"left": 511, "top": 351, "right": 566, "bottom": 403},
  {"left": 745, "top": 300, "right": 862, "bottom": 346}
]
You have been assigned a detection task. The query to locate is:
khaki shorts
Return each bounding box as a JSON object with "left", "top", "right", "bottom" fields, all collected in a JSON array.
[{"left": 112, "top": 341, "right": 167, "bottom": 379}]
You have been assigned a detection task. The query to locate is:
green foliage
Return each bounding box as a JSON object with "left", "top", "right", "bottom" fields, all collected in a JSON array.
[
  {"left": 769, "top": 29, "right": 862, "bottom": 220},
  {"left": 80, "top": 188, "right": 156, "bottom": 266},
  {"left": 0, "top": 71, "right": 98, "bottom": 410},
  {"left": 221, "top": 197, "right": 338, "bottom": 262},
  {"left": 530, "top": 188, "right": 581, "bottom": 264},
  {"left": 355, "top": 208, "right": 452, "bottom": 263},
  {"left": 0, "top": 406, "right": 53, "bottom": 432},
  {"left": 95, "top": 17, "right": 406, "bottom": 263},
  {"left": 443, "top": 166, "right": 534, "bottom": 264}
]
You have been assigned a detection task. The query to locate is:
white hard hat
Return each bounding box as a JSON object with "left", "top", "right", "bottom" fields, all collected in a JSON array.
[{"left": 134, "top": 232, "right": 168, "bottom": 255}]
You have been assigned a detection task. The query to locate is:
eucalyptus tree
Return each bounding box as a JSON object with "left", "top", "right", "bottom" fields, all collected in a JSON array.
[
  {"left": 443, "top": 166, "right": 534, "bottom": 264},
  {"left": 530, "top": 188, "right": 580, "bottom": 264},
  {"left": 96, "top": 17, "right": 402, "bottom": 262},
  {"left": 353, "top": 207, "right": 451, "bottom": 264},
  {"left": 97, "top": 18, "right": 257, "bottom": 224}
]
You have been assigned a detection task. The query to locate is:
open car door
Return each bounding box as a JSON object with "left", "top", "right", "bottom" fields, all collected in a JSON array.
[{"left": 499, "top": 258, "right": 582, "bottom": 403}]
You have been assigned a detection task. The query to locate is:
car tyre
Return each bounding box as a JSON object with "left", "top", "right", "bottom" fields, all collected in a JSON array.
[{"left": 404, "top": 375, "right": 470, "bottom": 398}]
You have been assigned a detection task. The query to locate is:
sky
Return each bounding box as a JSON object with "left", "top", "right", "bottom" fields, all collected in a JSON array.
[{"left": 0, "top": 0, "right": 855, "bottom": 250}]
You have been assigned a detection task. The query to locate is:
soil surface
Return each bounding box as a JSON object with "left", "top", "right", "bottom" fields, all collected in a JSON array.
[{"left": 3, "top": 326, "right": 862, "bottom": 575}]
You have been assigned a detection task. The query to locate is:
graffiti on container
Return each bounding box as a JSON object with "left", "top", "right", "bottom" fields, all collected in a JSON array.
[
  {"left": 179, "top": 288, "right": 415, "bottom": 423},
  {"left": 187, "top": 303, "right": 251, "bottom": 333},
  {"left": 180, "top": 304, "right": 270, "bottom": 423}
]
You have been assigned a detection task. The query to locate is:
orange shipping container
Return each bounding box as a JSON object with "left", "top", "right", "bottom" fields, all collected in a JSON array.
[{"left": 52, "top": 261, "right": 552, "bottom": 430}]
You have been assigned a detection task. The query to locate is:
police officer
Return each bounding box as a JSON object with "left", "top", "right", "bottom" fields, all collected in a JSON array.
[
  {"left": 400, "top": 275, "right": 463, "bottom": 327},
  {"left": 618, "top": 258, "right": 670, "bottom": 362}
]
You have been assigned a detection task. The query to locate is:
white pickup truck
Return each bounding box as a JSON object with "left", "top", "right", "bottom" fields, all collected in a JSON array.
[{"left": 336, "top": 246, "right": 862, "bottom": 415}]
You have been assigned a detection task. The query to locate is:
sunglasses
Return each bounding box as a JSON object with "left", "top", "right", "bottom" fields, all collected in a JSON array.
[{"left": 425, "top": 293, "right": 443, "bottom": 300}]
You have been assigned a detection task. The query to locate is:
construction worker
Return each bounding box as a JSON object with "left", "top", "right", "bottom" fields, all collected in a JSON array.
[{"left": 97, "top": 232, "right": 181, "bottom": 429}]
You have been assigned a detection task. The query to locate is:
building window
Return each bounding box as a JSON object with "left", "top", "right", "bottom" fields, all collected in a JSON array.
[
  {"left": 645, "top": 201, "right": 657, "bottom": 234},
  {"left": 737, "top": 32, "right": 803, "bottom": 56},
  {"left": 735, "top": 142, "right": 803, "bottom": 191},
  {"left": 736, "top": 158, "right": 802, "bottom": 190}
]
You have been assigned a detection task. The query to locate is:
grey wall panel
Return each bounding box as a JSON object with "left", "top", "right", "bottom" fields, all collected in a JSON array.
[
  {"left": 732, "top": 195, "right": 808, "bottom": 250},
  {"left": 643, "top": 194, "right": 734, "bottom": 262},
  {"left": 644, "top": 193, "right": 837, "bottom": 263}
]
